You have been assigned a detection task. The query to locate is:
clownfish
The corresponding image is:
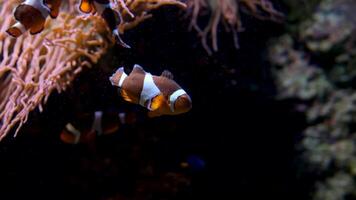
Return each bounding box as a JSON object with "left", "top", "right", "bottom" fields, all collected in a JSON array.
[
  {"left": 78, "top": 0, "right": 130, "bottom": 48},
  {"left": 6, "top": 0, "right": 62, "bottom": 37},
  {"left": 109, "top": 64, "right": 192, "bottom": 118},
  {"left": 60, "top": 111, "right": 122, "bottom": 144}
]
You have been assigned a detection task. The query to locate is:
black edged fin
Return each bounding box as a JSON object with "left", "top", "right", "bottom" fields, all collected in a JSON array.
[
  {"left": 131, "top": 64, "right": 146, "bottom": 75},
  {"left": 60, "top": 123, "right": 81, "bottom": 144},
  {"left": 161, "top": 70, "right": 174, "bottom": 79},
  {"left": 29, "top": 22, "right": 45, "bottom": 35},
  {"left": 6, "top": 27, "right": 22, "bottom": 37}
]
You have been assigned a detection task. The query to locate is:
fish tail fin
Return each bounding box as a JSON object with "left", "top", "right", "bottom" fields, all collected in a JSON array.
[
  {"left": 6, "top": 22, "right": 26, "bottom": 37},
  {"left": 116, "top": 66, "right": 125, "bottom": 73},
  {"left": 109, "top": 67, "right": 127, "bottom": 86},
  {"left": 60, "top": 123, "right": 81, "bottom": 144}
]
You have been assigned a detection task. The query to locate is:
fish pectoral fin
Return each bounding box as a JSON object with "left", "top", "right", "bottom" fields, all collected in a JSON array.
[
  {"left": 120, "top": 89, "right": 135, "bottom": 103},
  {"left": 161, "top": 70, "right": 174, "bottom": 79},
  {"left": 29, "top": 20, "right": 45, "bottom": 35},
  {"left": 149, "top": 94, "right": 166, "bottom": 111},
  {"left": 79, "top": 0, "right": 93, "bottom": 14}
]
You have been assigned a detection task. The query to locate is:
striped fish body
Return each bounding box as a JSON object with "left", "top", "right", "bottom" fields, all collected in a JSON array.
[
  {"left": 6, "top": 0, "right": 62, "bottom": 37},
  {"left": 110, "top": 64, "right": 192, "bottom": 117}
]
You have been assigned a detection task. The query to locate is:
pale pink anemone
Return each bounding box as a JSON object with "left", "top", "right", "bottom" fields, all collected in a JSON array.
[{"left": 186, "top": 0, "right": 284, "bottom": 54}]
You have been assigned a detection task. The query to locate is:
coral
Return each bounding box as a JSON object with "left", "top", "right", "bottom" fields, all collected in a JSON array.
[
  {"left": 269, "top": 35, "right": 332, "bottom": 100},
  {"left": 268, "top": 0, "right": 356, "bottom": 199},
  {"left": 0, "top": 0, "right": 111, "bottom": 140},
  {"left": 186, "top": 0, "right": 284, "bottom": 55},
  {"left": 117, "top": 0, "right": 186, "bottom": 33},
  {"left": 0, "top": 0, "right": 186, "bottom": 140},
  {"left": 299, "top": 0, "right": 356, "bottom": 52},
  {"left": 280, "top": 0, "right": 321, "bottom": 32},
  {"left": 314, "top": 172, "right": 355, "bottom": 200}
]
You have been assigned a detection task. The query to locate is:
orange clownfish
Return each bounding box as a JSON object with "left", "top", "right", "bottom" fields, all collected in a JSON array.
[
  {"left": 78, "top": 0, "right": 130, "bottom": 48},
  {"left": 109, "top": 64, "right": 192, "bottom": 118},
  {"left": 6, "top": 0, "right": 62, "bottom": 37},
  {"left": 60, "top": 111, "right": 122, "bottom": 144}
]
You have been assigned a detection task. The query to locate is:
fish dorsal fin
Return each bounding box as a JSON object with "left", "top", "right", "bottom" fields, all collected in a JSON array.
[
  {"left": 43, "top": 0, "right": 61, "bottom": 19},
  {"left": 161, "top": 70, "right": 174, "bottom": 79},
  {"left": 131, "top": 64, "right": 146, "bottom": 75}
]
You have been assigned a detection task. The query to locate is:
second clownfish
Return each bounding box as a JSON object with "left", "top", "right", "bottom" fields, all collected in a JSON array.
[
  {"left": 7, "top": 0, "right": 130, "bottom": 48},
  {"left": 78, "top": 0, "right": 130, "bottom": 48},
  {"left": 7, "top": 0, "right": 62, "bottom": 37},
  {"left": 109, "top": 64, "right": 192, "bottom": 118}
]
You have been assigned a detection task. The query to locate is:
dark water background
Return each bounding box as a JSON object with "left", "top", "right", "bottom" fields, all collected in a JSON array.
[{"left": 0, "top": 5, "right": 310, "bottom": 200}]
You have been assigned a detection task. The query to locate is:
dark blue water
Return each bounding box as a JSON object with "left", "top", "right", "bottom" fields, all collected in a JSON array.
[{"left": 0, "top": 5, "right": 309, "bottom": 200}]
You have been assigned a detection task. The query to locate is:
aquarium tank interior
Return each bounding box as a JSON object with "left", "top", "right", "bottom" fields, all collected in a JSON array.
[{"left": 0, "top": 0, "right": 356, "bottom": 199}]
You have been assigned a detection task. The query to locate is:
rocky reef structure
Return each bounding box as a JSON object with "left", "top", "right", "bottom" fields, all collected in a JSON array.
[
  {"left": 0, "top": 0, "right": 186, "bottom": 140},
  {"left": 269, "top": 0, "right": 356, "bottom": 199}
]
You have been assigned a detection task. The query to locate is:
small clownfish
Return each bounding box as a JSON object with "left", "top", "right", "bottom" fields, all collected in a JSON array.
[
  {"left": 6, "top": 0, "right": 62, "bottom": 37},
  {"left": 109, "top": 64, "right": 192, "bottom": 118},
  {"left": 60, "top": 111, "right": 121, "bottom": 144},
  {"left": 78, "top": 0, "right": 130, "bottom": 48}
]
